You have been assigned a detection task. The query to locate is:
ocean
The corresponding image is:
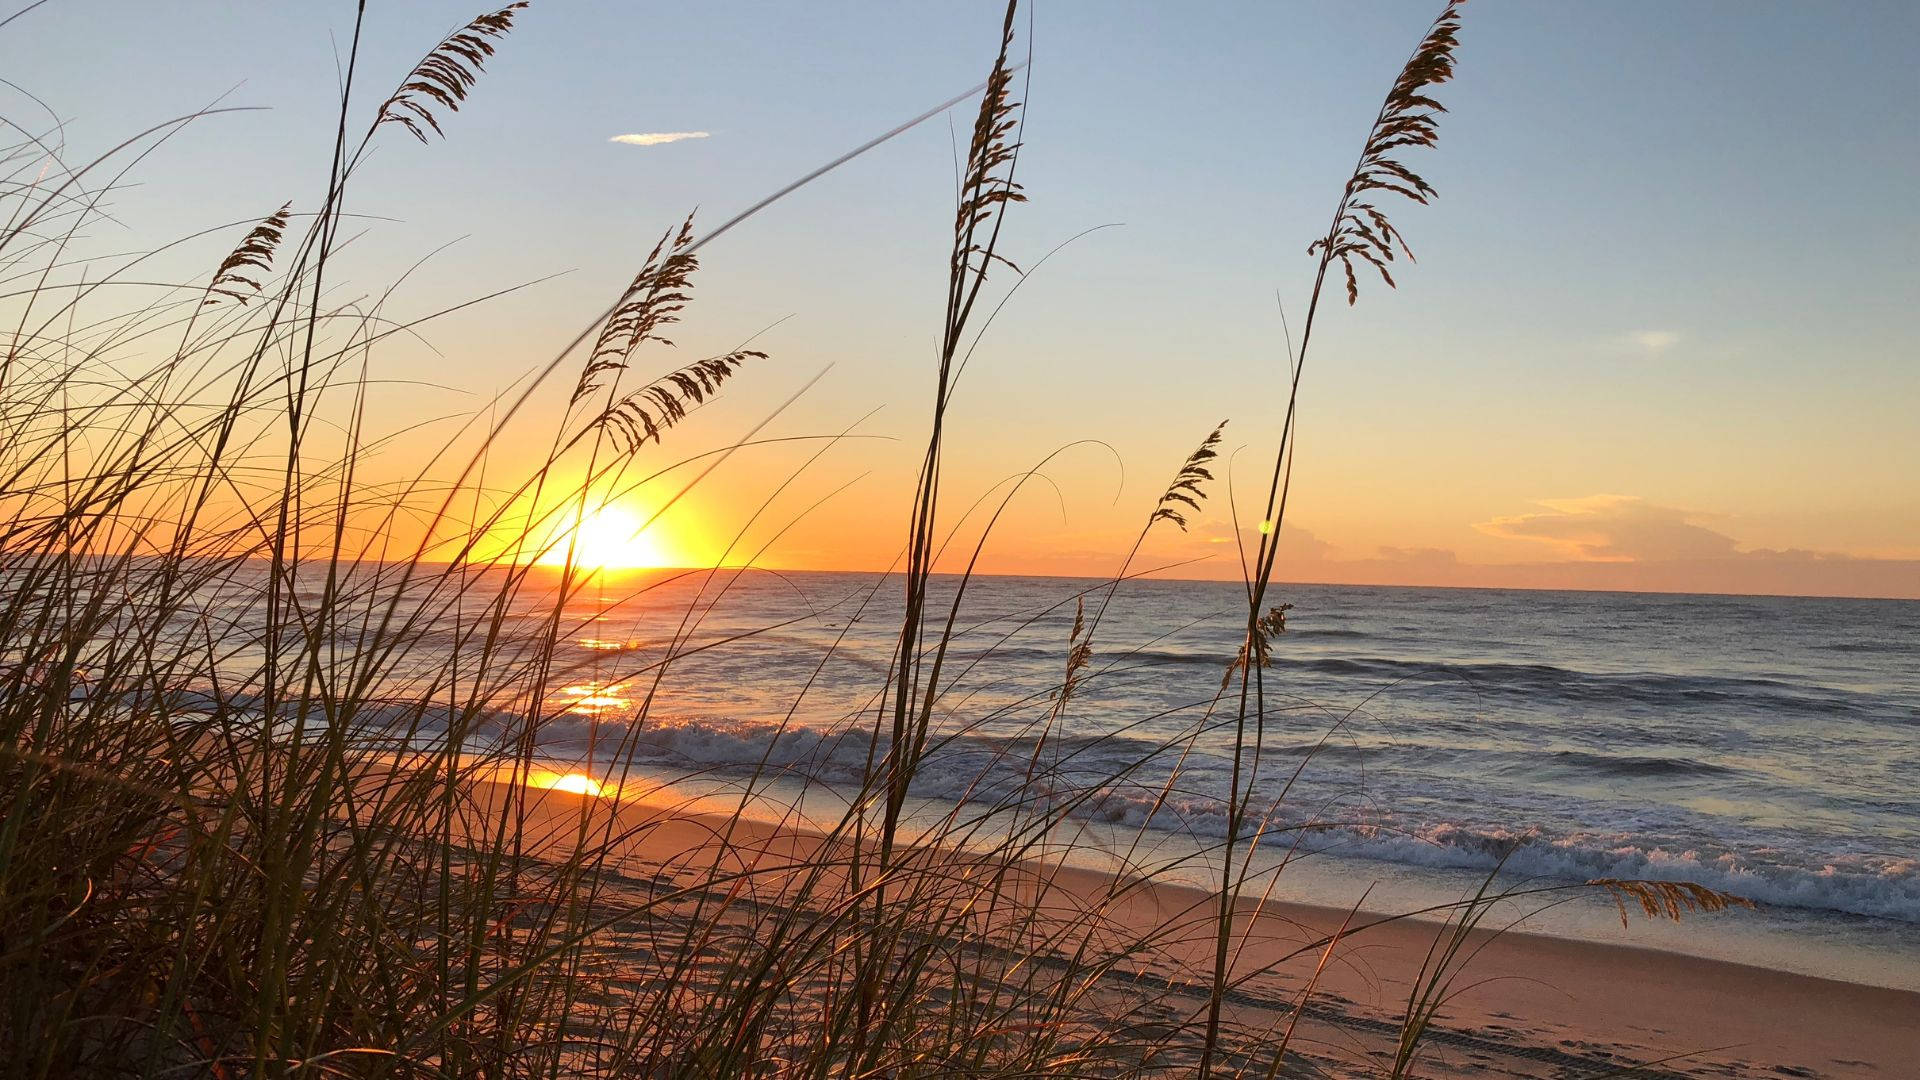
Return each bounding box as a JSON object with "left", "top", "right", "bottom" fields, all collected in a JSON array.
[{"left": 185, "top": 566, "right": 1920, "bottom": 989}]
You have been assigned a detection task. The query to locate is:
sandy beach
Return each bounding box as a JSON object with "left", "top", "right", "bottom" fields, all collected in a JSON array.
[{"left": 461, "top": 776, "right": 1919, "bottom": 1078}]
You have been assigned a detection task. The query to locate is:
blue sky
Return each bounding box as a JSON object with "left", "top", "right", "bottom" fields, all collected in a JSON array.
[{"left": 6, "top": 1, "right": 1916, "bottom": 595}]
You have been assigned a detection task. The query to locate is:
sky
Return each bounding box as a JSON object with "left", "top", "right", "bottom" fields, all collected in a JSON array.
[{"left": 6, "top": 1, "right": 1917, "bottom": 597}]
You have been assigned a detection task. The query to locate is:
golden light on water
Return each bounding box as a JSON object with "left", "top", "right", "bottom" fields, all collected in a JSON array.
[
  {"left": 530, "top": 771, "right": 605, "bottom": 797},
  {"left": 541, "top": 505, "right": 671, "bottom": 570},
  {"left": 576, "top": 637, "right": 640, "bottom": 652},
  {"left": 558, "top": 681, "right": 630, "bottom": 714}
]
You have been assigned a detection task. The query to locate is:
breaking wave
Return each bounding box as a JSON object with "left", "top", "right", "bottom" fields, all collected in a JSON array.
[{"left": 601, "top": 713, "right": 1920, "bottom": 925}]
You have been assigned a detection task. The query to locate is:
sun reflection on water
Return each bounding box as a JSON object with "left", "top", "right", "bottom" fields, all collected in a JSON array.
[
  {"left": 557, "top": 681, "right": 631, "bottom": 715},
  {"left": 576, "top": 637, "right": 643, "bottom": 652},
  {"left": 528, "top": 770, "right": 605, "bottom": 797}
]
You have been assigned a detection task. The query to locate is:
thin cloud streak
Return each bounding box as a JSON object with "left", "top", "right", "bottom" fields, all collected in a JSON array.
[
  {"left": 1114, "top": 513, "right": 1920, "bottom": 598},
  {"left": 1629, "top": 329, "right": 1680, "bottom": 353},
  {"left": 609, "top": 131, "right": 710, "bottom": 146},
  {"left": 1475, "top": 494, "right": 1737, "bottom": 563}
]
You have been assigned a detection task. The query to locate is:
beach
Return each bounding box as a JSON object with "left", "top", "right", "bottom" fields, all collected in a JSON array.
[{"left": 467, "top": 775, "right": 1920, "bottom": 1078}]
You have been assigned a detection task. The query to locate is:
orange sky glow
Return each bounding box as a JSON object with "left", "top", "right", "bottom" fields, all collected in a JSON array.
[{"left": 14, "top": 4, "right": 1915, "bottom": 601}]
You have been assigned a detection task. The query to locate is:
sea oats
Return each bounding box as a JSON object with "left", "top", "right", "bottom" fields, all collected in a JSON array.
[
  {"left": 202, "top": 203, "right": 290, "bottom": 306},
  {"left": 574, "top": 214, "right": 699, "bottom": 406},
  {"left": 1150, "top": 421, "right": 1226, "bottom": 532},
  {"left": 597, "top": 350, "right": 764, "bottom": 453},
  {"left": 376, "top": 3, "right": 528, "bottom": 144},
  {"left": 1307, "top": 0, "right": 1464, "bottom": 306},
  {"left": 1590, "top": 878, "right": 1755, "bottom": 928}
]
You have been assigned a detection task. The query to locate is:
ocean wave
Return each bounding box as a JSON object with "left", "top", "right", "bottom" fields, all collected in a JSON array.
[
  {"left": 1524, "top": 749, "right": 1738, "bottom": 780},
  {"left": 921, "top": 644, "right": 1885, "bottom": 723},
  {"left": 1813, "top": 640, "right": 1908, "bottom": 655},
  {"left": 591, "top": 714, "right": 1918, "bottom": 924},
  {"left": 1262, "top": 656, "right": 1882, "bottom": 718},
  {"left": 148, "top": 664, "right": 1914, "bottom": 929},
  {"left": 1073, "top": 790, "right": 1920, "bottom": 924},
  {"left": 611, "top": 713, "right": 1454, "bottom": 784},
  {"left": 596, "top": 714, "right": 1766, "bottom": 803},
  {"left": 1316, "top": 824, "right": 1920, "bottom": 924}
]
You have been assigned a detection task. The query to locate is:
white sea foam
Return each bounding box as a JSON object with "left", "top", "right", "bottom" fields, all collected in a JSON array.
[{"left": 601, "top": 713, "right": 1920, "bottom": 925}]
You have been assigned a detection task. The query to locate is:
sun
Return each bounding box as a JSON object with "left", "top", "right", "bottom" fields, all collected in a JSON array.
[{"left": 542, "top": 505, "right": 671, "bottom": 570}]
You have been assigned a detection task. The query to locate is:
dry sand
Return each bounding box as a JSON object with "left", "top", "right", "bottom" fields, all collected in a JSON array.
[{"left": 464, "top": 776, "right": 1918, "bottom": 1078}]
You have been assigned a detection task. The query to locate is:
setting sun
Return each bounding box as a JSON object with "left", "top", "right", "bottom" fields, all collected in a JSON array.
[{"left": 542, "top": 505, "right": 671, "bottom": 570}]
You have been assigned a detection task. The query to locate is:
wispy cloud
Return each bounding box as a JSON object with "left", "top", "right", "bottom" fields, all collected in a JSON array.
[
  {"left": 1128, "top": 502, "right": 1915, "bottom": 596},
  {"left": 1628, "top": 329, "right": 1681, "bottom": 353},
  {"left": 609, "top": 131, "right": 710, "bottom": 147},
  {"left": 1476, "top": 494, "right": 1737, "bottom": 562}
]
